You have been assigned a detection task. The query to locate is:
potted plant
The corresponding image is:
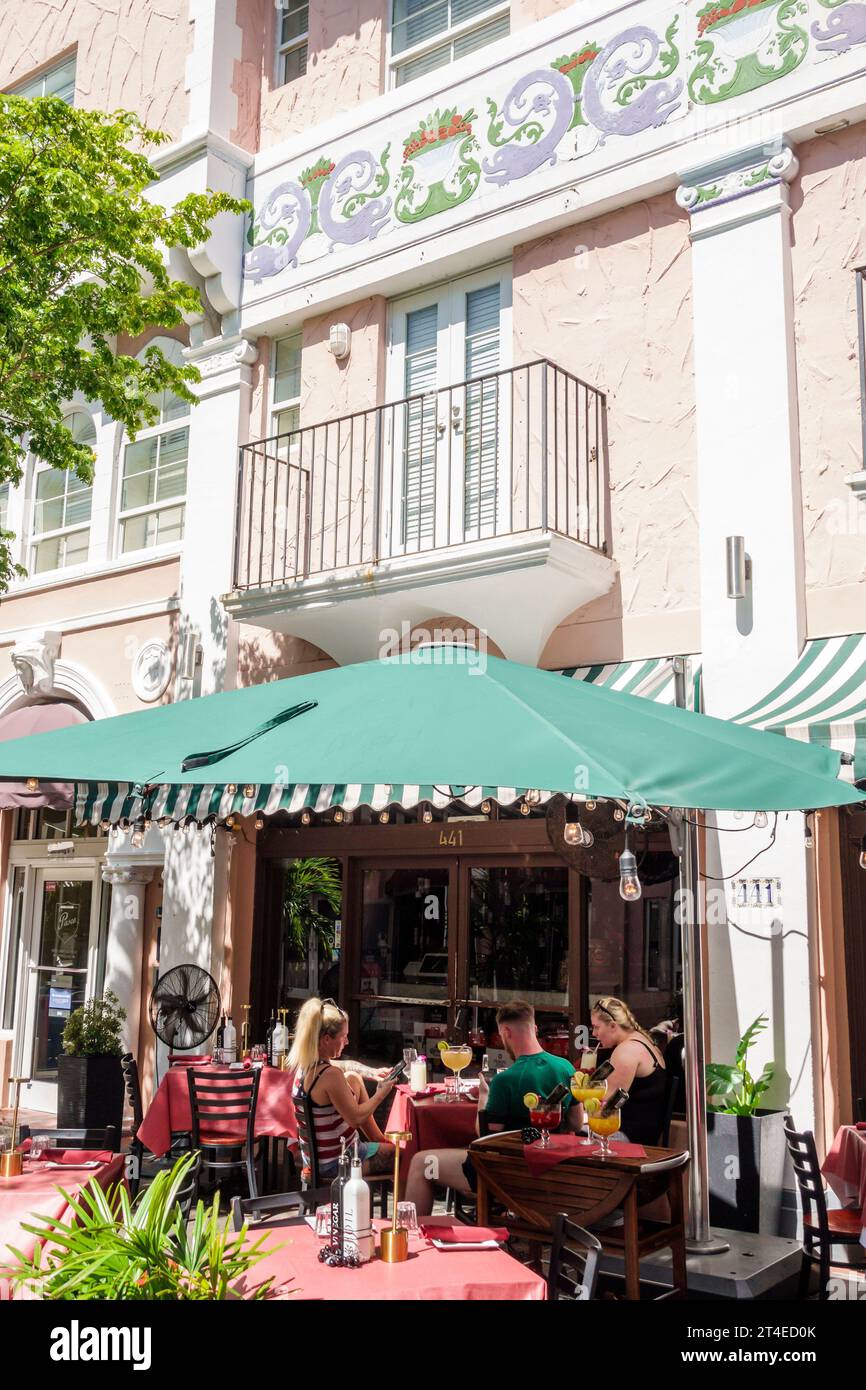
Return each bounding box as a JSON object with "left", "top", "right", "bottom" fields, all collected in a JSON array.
[
  {"left": 57, "top": 989, "right": 126, "bottom": 1143},
  {"left": 705, "top": 1013, "right": 787, "bottom": 1234},
  {"left": 7, "top": 1155, "right": 280, "bottom": 1299}
]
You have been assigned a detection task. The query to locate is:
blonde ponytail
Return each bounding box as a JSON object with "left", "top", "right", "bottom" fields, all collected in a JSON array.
[
  {"left": 288, "top": 996, "right": 347, "bottom": 1079},
  {"left": 593, "top": 996, "right": 656, "bottom": 1050}
]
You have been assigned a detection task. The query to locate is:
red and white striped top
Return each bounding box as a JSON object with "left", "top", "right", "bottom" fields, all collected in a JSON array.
[{"left": 293, "top": 1061, "right": 357, "bottom": 1172}]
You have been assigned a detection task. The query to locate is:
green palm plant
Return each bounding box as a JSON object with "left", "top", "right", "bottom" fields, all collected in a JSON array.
[
  {"left": 282, "top": 857, "right": 341, "bottom": 961},
  {"left": 6, "top": 1155, "right": 281, "bottom": 1300},
  {"left": 706, "top": 1013, "right": 776, "bottom": 1116}
]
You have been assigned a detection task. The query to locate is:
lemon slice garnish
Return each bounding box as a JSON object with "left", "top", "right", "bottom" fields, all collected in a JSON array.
[
  {"left": 584, "top": 1096, "right": 602, "bottom": 1116},
  {"left": 437, "top": 1040, "right": 450, "bottom": 1053},
  {"left": 523, "top": 1092, "right": 540, "bottom": 1110}
]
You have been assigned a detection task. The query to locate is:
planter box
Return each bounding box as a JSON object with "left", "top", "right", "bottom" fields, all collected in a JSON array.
[
  {"left": 57, "top": 1055, "right": 124, "bottom": 1146},
  {"left": 707, "top": 1108, "right": 787, "bottom": 1234}
]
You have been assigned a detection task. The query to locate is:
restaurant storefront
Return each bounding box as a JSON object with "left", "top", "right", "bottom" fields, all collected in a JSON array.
[{"left": 248, "top": 811, "right": 681, "bottom": 1072}]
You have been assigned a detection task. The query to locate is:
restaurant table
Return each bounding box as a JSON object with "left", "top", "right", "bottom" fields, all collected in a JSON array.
[
  {"left": 470, "top": 1131, "right": 690, "bottom": 1300},
  {"left": 137, "top": 1062, "right": 299, "bottom": 1158},
  {"left": 239, "top": 1214, "right": 546, "bottom": 1301},
  {"left": 385, "top": 1084, "right": 479, "bottom": 1176},
  {"left": 822, "top": 1125, "right": 866, "bottom": 1247},
  {"left": 0, "top": 1150, "right": 126, "bottom": 1299}
]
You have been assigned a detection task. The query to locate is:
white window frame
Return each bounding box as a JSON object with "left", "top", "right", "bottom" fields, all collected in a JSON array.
[
  {"left": 387, "top": 0, "right": 510, "bottom": 90},
  {"left": 275, "top": 0, "right": 309, "bottom": 86},
  {"left": 8, "top": 52, "right": 77, "bottom": 103},
  {"left": 116, "top": 341, "right": 190, "bottom": 559},
  {"left": 271, "top": 331, "right": 302, "bottom": 446},
  {"left": 28, "top": 409, "right": 95, "bottom": 577}
]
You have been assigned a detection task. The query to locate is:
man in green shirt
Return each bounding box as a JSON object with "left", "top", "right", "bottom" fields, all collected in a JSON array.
[{"left": 481, "top": 999, "right": 582, "bottom": 1132}]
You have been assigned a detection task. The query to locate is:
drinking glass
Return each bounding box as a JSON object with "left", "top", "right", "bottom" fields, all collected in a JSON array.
[
  {"left": 441, "top": 1044, "right": 473, "bottom": 1101},
  {"left": 529, "top": 1103, "right": 562, "bottom": 1148},
  {"left": 587, "top": 1109, "right": 621, "bottom": 1157},
  {"left": 402, "top": 1046, "right": 417, "bottom": 1080},
  {"left": 396, "top": 1200, "right": 419, "bottom": 1234},
  {"left": 251, "top": 1043, "right": 266, "bottom": 1067},
  {"left": 29, "top": 1135, "right": 45, "bottom": 1162},
  {"left": 314, "top": 1204, "right": 332, "bottom": 1239}
]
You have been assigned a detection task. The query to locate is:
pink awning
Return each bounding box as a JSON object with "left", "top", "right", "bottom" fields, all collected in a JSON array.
[{"left": 0, "top": 701, "right": 89, "bottom": 810}]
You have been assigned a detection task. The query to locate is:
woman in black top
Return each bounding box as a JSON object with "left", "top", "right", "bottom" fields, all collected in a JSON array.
[{"left": 591, "top": 996, "right": 667, "bottom": 1146}]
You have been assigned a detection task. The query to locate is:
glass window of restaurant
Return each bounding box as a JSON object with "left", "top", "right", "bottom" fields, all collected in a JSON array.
[{"left": 252, "top": 822, "right": 681, "bottom": 1071}]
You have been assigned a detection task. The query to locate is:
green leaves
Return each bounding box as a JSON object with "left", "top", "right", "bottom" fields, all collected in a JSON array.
[
  {"left": 61, "top": 988, "right": 126, "bottom": 1057},
  {"left": 0, "top": 95, "right": 249, "bottom": 587},
  {"left": 706, "top": 1013, "right": 776, "bottom": 1116},
  {"left": 282, "top": 857, "right": 342, "bottom": 962},
  {"left": 7, "top": 1154, "right": 280, "bottom": 1300}
]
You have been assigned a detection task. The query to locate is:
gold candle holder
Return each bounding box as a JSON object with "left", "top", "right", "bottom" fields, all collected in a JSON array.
[
  {"left": 241, "top": 1004, "right": 251, "bottom": 1059},
  {"left": 1, "top": 1076, "right": 30, "bottom": 1178},
  {"left": 380, "top": 1130, "right": 412, "bottom": 1263}
]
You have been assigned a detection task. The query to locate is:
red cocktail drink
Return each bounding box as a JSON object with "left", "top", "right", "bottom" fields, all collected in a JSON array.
[{"left": 529, "top": 1103, "right": 562, "bottom": 1148}]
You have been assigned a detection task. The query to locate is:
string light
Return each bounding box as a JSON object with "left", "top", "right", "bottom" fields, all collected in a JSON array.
[
  {"left": 333, "top": 809, "right": 344, "bottom": 823},
  {"left": 754, "top": 811, "right": 768, "bottom": 829},
  {"left": 131, "top": 819, "right": 146, "bottom": 849},
  {"left": 421, "top": 807, "right": 433, "bottom": 824},
  {"left": 226, "top": 784, "right": 237, "bottom": 796},
  {"left": 481, "top": 800, "right": 491, "bottom": 815},
  {"left": 25, "top": 777, "right": 39, "bottom": 792},
  {"left": 804, "top": 814, "right": 814, "bottom": 850},
  {"left": 300, "top": 811, "right": 311, "bottom": 826},
  {"left": 379, "top": 810, "right": 390, "bottom": 824},
  {"left": 525, "top": 788, "right": 542, "bottom": 805},
  {"left": 618, "top": 838, "right": 642, "bottom": 902},
  {"left": 613, "top": 807, "right": 625, "bottom": 822},
  {"left": 564, "top": 820, "right": 594, "bottom": 848},
  {"left": 225, "top": 814, "right": 237, "bottom": 831},
  {"left": 585, "top": 799, "right": 597, "bottom": 811},
  {"left": 519, "top": 801, "right": 531, "bottom": 816},
  {"left": 243, "top": 785, "right": 255, "bottom": 799},
  {"left": 254, "top": 814, "right": 265, "bottom": 831},
  {"left": 99, "top": 819, "right": 110, "bottom": 833}
]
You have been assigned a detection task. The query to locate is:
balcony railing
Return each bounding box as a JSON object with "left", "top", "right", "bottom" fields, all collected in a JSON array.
[{"left": 233, "top": 359, "right": 607, "bottom": 592}]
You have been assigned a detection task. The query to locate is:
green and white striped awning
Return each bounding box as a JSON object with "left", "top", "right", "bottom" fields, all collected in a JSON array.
[
  {"left": 75, "top": 652, "right": 703, "bottom": 825},
  {"left": 732, "top": 634, "right": 866, "bottom": 782}
]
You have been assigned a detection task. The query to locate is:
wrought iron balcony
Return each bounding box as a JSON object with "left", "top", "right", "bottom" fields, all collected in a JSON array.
[{"left": 232, "top": 359, "right": 608, "bottom": 593}]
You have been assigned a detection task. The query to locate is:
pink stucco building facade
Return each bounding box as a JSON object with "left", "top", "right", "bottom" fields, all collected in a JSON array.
[{"left": 0, "top": 0, "right": 864, "bottom": 1181}]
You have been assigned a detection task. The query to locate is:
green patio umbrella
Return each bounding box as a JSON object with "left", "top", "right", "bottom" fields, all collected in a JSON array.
[{"left": 0, "top": 645, "right": 860, "bottom": 813}]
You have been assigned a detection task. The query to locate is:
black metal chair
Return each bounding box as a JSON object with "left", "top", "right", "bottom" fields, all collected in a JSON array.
[
  {"left": 296, "top": 1086, "right": 389, "bottom": 1216},
  {"left": 171, "top": 1151, "right": 202, "bottom": 1221},
  {"left": 230, "top": 1191, "right": 307, "bottom": 1233},
  {"left": 187, "top": 1067, "right": 262, "bottom": 1199},
  {"left": 121, "top": 1052, "right": 191, "bottom": 1196},
  {"left": 784, "top": 1115, "right": 864, "bottom": 1299},
  {"left": 19, "top": 1125, "right": 118, "bottom": 1152},
  {"left": 547, "top": 1214, "right": 603, "bottom": 1300}
]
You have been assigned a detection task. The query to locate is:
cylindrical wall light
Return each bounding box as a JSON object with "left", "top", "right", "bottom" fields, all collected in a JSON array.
[{"left": 725, "top": 535, "right": 750, "bottom": 600}]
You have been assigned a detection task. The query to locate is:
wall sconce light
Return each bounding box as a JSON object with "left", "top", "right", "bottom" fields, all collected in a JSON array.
[
  {"left": 328, "top": 323, "right": 351, "bottom": 359},
  {"left": 725, "top": 536, "right": 751, "bottom": 600}
]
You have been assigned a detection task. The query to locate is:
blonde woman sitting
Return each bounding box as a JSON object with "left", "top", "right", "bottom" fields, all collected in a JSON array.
[
  {"left": 289, "top": 997, "right": 396, "bottom": 1179},
  {"left": 590, "top": 995, "right": 667, "bottom": 1146}
]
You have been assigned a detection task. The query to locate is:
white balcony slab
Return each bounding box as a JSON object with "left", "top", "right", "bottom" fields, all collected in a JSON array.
[{"left": 224, "top": 529, "right": 616, "bottom": 666}]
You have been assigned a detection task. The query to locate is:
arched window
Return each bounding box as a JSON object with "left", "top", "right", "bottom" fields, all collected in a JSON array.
[
  {"left": 30, "top": 409, "right": 95, "bottom": 574},
  {"left": 118, "top": 339, "right": 189, "bottom": 555}
]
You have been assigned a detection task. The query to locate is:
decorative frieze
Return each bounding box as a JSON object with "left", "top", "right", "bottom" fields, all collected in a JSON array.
[{"left": 676, "top": 145, "right": 799, "bottom": 214}]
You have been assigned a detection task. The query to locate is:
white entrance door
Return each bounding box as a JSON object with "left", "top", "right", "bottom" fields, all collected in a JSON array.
[
  {"left": 386, "top": 268, "right": 511, "bottom": 556},
  {"left": 17, "top": 870, "right": 102, "bottom": 1112}
]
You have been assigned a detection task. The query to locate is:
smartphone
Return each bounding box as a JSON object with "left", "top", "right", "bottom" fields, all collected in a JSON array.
[{"left": 383, "top": 1061, "right": 407, "bottom": 1084}]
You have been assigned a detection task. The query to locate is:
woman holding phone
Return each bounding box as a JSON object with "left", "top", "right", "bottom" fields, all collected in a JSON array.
[{"left": 290, "top": 997, "right": 396, "bottom": 1179}]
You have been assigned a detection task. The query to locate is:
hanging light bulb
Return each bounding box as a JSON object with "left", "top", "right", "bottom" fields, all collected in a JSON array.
[
  {"left": 421, "top": 806, "right": 433, "bottom": 824},
  {"left": 582, "top": 828, "right": 595, "bottom": 847},
  {"left": 525, "top": 788, "right": 542, "bottom": 805},
  {"left": 254, "top": 814, "right": 264, "bottom": 831},
  {"left": 618, "top": 847, "right": 642, "bottom": 902},
  {"left": 519, "top": 801, "right": 531, "bottom": 816},
  {"left": 225, "top": 814, "right": 236, "bottom": 831},
  {"left": 585, "top": 799, "right": 597, "bottom": 812},
  {"left": 143, "top": 816, "right": 153, "bottom": 831},
  {"left": 804, "top": 815, "right": 814, "bottom": 850},
  {"left": 481, "top": 800, "right": 491, "bottom": 815},
  {"left": 99, "top": 819, "right": 110, "bottom": 833},
  {"left": 564, "top": 821, "right": 586, "bottom": 847},
  {"left": 25, "top": 777, "right": 39, "bottom": 792},
  {"left": 225, "top": 783, "right": 237, "bottom": 796},
  {"left": 613, "top": 807, "right": 625, "bottom": 822},
  {"left": 131, "top": 819, "right": 146, "bottom": 849},
  {"left": 300, "top": 810, "right": 311, "bottom": 826},
  {"left": 243, "top": 784, "right": 255, "bottom": 799},
  {"left": 158, "top": 816, "right": 170, "bottom": 829},
  {"left": 860, "top": 834, "right": 866, "bottom": 870},
  {"left": 379, "top": 810, "right": 390, "bottom": 824},
  {"left": 754, "top": 811, "right": 769, "bottom": 829},
  {"left": 333, "top": 809, "right": 344, "bottom": 823}
]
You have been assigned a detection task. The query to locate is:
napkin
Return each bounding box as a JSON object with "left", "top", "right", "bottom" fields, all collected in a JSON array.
[
  {"left": 420, "top": 1223, "right": 509, "bottom": 1243},
  {"left": 522, "top": 1134, "right": 595, "bottom": 1174}
]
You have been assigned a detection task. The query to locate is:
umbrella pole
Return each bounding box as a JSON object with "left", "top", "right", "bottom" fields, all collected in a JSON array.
[{"left": 672, "top": 660, "right": 729, "bottom": 1253}]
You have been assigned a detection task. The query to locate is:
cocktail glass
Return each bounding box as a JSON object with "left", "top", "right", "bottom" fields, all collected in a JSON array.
[
  {"left": 441, "top": 1044, "right": 473, "bottom": 1102},
  {"left": 529, "top": 1102, "right": 562, "bottom": 1148},
  {"left": 587, "top": 1109, "right": 621, "bottom": 1157}
]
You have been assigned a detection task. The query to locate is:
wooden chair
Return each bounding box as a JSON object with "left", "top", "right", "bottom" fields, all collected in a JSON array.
[
  {"left": 784, "top": 1115, "right": 864, "bottom": 1299},
  {"left": 547, "top": 1214, "right": 603, "bottom": 1300},
  {"left": 230, "top": 1191, "right": 307, "bottom": 1233},
  {"left": 187, "top": 1067, "right": 262, "bottom": 1199},
  {"left": 296, "top": 1086, "right": 389, "bottom": 1216},
  {"left": 19, "top": 1124, "right": 118, "bottom": 1152}
]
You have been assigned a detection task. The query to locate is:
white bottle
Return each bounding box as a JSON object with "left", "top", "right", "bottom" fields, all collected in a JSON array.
[
  {"left": 410, "top": 1054, "right": 428, "bottom": 1092},
  {"left": 342, "top": 1136, "right": 375, "bottom": 1264},
  {"left": 272, "top": 1015, "right": 288, "bottom": 1067},
  {"left": 223, "top": 1016, "right": 237, "bottom": 1064}
]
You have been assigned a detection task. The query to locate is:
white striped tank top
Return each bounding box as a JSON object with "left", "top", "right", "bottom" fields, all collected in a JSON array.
[{"left": 293, "top": 1061, "right": 357, "bottom": 1171}]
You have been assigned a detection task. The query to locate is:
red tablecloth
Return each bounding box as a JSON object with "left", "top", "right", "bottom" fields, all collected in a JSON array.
[
  {"left": 386, "top": 1085, "right": 479, "bottom": 1175},
  {"left": 822, "top": 1126, "right": 866, "bottom": 1236},
  {"left": 240, "top": 1215, "right": 546, "bottom": 1301},
  {"left": 0, "top": 1151, "right": 125, "bottom": 1298},
  {"left": 137, "top": 1064, "right": 299, "bottom": 1158}
]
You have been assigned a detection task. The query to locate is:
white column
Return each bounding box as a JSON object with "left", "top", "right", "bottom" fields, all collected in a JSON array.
[
  {"left": 101, "top": 866, "right": 153, "bottom": 1057},
  {"left": 678, "top": 145, "right": 815, "bottom": 1129}
]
